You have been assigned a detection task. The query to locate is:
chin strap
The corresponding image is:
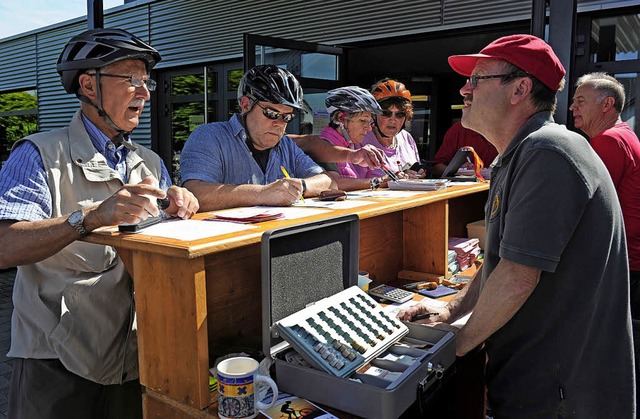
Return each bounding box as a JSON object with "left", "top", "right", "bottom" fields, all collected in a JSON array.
[
  {"left": 373, "top": 120, "right": 392, "bottom": 139},
  {"left": 339, "top": 124, "right": 353, "bottom": 144},
  {"left": 78, "top": 72, "right": 131, "bottom": 142}
]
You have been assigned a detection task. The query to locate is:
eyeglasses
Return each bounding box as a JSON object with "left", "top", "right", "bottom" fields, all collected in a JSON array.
[
  {"left": 467, "top": 71, "right": 529, "bottom": 89},
  {"left": 255, "top": 102, "right": 296, "bottom": 123},
  {"left": 88, "top": 72, "right": 157, "bottom": 91},
  {"left": 348, "top": 117, "right": 374, "bottom": 127},
  {"left": 380, "top": 110, "right": 407, "bottom": 119}
]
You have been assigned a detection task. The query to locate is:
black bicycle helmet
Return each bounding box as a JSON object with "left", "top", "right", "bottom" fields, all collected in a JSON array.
[
  {"left": 56, "top": 28, "right": 162, "bottom": 94},
  {"left": 325, "top": 86, "right": 382, "bottom": 115},
  {"left": 238, "top": 65, "right": 305, "bottom": 111}
]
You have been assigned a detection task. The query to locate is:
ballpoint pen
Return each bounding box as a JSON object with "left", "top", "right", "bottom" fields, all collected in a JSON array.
[
  {"left": 380, "top": 164, "right": 400, "bottom": 182},
  {"left": 411, "top": 312, "right": 439, "bottom": 321},
  {"left": 280, "top": 165, "right": 305, "bottom": 202}
]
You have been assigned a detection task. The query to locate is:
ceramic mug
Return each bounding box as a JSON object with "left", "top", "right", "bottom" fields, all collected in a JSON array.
[{"left": 217, "top": 356, "right": 278, "bottom": 419}]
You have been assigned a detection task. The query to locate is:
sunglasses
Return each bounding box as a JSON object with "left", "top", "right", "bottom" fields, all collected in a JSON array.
[
  {"left": 255, "top": 102, "right": 296, "bottom": 123},
  {"left": 380, "top": 110, "right": 407, "bottom": 119}
]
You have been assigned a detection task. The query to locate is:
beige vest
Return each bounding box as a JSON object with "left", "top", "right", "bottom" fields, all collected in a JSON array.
[{"left": 9, "top": 110, "right": 162, "bottom": 384}]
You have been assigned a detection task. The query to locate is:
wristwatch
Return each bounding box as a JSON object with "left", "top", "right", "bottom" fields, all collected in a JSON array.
[{"left": 67, "top": 209, "right": 88, "bottom": 236}]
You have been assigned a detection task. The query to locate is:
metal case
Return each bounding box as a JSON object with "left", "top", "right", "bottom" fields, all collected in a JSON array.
[{"left": 261, "top": 214, "right": 455, "bottom": 419}]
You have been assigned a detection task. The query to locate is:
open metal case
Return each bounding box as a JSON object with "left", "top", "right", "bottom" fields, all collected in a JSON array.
[{"left": 261, "top": 214, "right": 456, "bottom": 419}]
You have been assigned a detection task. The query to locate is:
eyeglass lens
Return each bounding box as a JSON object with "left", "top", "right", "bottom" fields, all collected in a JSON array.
[
  {"left": 381, "top": 110, "right": 406, "bottom": 119},
  {"left": 257, "top": 103, "right": 295, "bottom": 122},
  {"left": 130, "top": 74, "right": 156, "bottom": 91}
]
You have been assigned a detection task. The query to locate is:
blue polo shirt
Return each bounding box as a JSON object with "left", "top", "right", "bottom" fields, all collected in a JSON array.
[{"left": 180, "top": 114, "right": 323, "bottom": 185}]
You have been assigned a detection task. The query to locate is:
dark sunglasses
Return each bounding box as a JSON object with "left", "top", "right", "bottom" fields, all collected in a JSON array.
[
  {"left": 380, "top": 110, "right": 407, "bottom": 119},
  {"left": 255, "top": 102, "right": 296, "bottom": 123}
]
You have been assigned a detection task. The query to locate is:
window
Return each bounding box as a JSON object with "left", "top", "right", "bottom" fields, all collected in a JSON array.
[
  {"left": 615, "top": 73, "right": 637, "bottom": 131},
  {"left": 590, "top": 14, "right": 640, "bottom": 62},
  {"left": 0, "top": 90, "right": 38, "bottom": 165}
]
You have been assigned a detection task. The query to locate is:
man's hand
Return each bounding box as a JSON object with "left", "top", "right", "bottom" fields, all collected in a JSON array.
[
  {"left": 259, "top": 178, "right": 304, "bottom": 206},
  {"left": 349, "top": 145, "right": 386, "bottom": 168},
  {"left": 397, "top": 303, "right": 451, "bottom": 324},
  {"left": 163, "top": 185, "right": 199, "bottom": 219}
]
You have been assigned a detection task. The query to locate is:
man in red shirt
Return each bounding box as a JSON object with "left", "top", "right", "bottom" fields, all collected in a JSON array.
[
  {"left": 570, "top": 72, "right": 640, "bottom": 286},
  {"left": 570, "top": 71, "right": 640, "bottom": 404},
  {"left": 432, "top": 121, "right": 498, "bottom": 176}
]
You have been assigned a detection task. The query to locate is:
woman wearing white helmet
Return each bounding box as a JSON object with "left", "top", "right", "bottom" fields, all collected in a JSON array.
[{"left": 320, "top": 86, "right": 403, "bottom": 191}]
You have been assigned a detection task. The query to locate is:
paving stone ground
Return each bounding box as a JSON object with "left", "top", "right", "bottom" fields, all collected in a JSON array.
[{"left": 0, "top": 268, "right": 15, "bottom": 419}]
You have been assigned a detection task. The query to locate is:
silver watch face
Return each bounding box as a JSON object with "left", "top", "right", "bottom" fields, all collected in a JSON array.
[
  {"left": 68, "top": 210, "right": 84, "bottom": 225},
  {"left": 68, "top": 210, "right": 87, "bottom": 235}
]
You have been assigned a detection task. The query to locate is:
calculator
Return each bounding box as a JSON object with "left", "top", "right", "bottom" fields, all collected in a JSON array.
[{"left": 368, "top": 284, "right": 414, "bottom": 304}]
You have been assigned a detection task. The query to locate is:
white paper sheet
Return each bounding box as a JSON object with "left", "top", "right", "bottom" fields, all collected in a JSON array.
[
  {"left": 346, "top": 190, "right": 423, "bottom": 199},
  {"left": 126, "top": 218, "right": 255, "bottom": 241},
  {"left": 293, "top": 199, "right": 377, "bottom": 209}
]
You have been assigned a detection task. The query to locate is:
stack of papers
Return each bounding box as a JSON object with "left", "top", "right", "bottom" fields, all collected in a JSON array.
[
  {"left": 448, "top": 237, "right": 481, "bottom": 271},
  {"left": 447, "top": 250, "right": 459, "bottom": 274},
  {"left": 388, "top": 179, "right": 450, "bottom": 191},
  {"left": 206, "top": 208, "right": 283, "bottom": 224}
]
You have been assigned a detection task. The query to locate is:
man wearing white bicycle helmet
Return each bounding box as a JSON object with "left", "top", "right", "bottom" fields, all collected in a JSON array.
[
  {"left": 319, "top": 86, "right": 404, "bottom": 191},
  {"left": 181, "top": 64, "right": 333, "bottom": 210},
  {"left": 0, "top": 28, "right": 198, "bottom": 419}
]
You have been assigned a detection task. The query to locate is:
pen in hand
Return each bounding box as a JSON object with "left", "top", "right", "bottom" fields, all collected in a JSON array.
[
  {"left": 380, "top": 164, "right": 400, "bottom": 182},
  {"left": 411, "top": 312, "right": 439, "bottom": 321},
  {"left": 280, "top": 165, "right": 305, "bottom": 202}
]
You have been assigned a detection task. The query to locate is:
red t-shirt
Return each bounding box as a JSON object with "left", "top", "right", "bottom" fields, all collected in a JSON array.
[
  {"left": 434, "top": 121, "right": 498, "bottom": 167},
  {"left": 591, "top": 122, "right": 640, "bottom": 271}
]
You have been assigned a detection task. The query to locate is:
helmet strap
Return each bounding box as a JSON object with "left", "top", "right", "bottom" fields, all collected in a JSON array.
[
  {"left": 79, "top": 71, "right": 131, "bottom": 141},
  {"left": 374, "top": 121, "right": 393, "bottom": 139}
]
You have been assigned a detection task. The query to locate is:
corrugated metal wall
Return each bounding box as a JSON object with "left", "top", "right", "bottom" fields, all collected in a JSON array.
[{"left": 0, "top": 0, "right": 633, "bottom": 147}]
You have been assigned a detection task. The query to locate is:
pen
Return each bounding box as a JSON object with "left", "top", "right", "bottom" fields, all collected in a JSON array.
[
  {"left": 412, "top": 312, "right": 439, "bottom": 321},
  {"left": 380, "top": 164, "right": 400, "bottom": 182},
  {"left": 280, "top": 165, "right": 305, "bottom": 202}
]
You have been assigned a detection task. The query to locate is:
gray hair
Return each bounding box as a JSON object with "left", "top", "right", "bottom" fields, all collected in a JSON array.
[
  {"left": 500, "top": 61, "right": 564, "bottom": 114},
  {"left": 575, "top": 72, "right": 625, "bottom": 113}
]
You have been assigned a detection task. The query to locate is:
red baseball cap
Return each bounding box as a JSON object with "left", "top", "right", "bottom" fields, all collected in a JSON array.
[{"left": 448, "top": 34, "right": 566, "bottom": 92}]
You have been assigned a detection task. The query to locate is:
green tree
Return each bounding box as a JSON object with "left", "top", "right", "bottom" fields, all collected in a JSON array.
[{"left": 0, "top": 91, "right": 38, "bottom": 162}]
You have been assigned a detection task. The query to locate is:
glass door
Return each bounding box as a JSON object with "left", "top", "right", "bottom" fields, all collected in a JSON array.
[
  {"left": 156, "top": 62, "right": 243, "bottom": 184},
  {"left": 574, "top": 11, "right": 640, "bottom": 136},
  {"left": 243, "top": 34, "right": 345, "bottom": 135}
]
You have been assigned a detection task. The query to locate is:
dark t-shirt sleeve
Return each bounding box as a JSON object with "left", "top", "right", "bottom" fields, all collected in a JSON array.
[{"left": 499, "top": 148, "right": 592, "bottom": 273}]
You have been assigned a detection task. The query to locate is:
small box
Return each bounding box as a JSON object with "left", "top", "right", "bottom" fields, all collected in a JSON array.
[{"left": 466, "top": 220, "right": 486, "bottom": 250}]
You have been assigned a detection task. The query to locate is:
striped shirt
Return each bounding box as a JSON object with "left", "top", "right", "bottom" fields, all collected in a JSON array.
[{"left": 0, "top": 114, "right": 171, "bottom": 222}]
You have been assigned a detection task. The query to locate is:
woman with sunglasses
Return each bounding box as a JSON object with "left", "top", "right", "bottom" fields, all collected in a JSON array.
[
  {"left": 359, "top": 79, "right": 425, "bottom": 179},
  {"left": 318, "top": 86, "right": 404, "bottom": 191}
]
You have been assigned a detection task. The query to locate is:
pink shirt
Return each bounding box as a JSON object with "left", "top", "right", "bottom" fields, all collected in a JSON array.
[
  {"left": 357, "top": 130, "right": 420, "bottom": 178},
  {"left": 319, "top": 126, "right": 361, "bottom": 178}
]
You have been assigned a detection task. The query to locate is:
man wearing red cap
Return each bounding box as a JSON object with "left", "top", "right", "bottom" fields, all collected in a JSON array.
[{"left": 398, "top": 34, "right": 635, "bottom": 417}]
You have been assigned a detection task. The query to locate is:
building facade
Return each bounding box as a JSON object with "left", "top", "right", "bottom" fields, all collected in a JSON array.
[{"left": 0, "top": 0, "right": 638, "bottom": 183}]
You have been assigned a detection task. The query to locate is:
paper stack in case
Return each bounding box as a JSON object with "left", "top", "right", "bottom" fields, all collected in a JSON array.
[{"left": 448, "top": 237, "right": 481, "bottom": 271}]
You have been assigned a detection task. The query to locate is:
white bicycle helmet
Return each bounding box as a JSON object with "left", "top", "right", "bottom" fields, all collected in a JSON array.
[{"left": 325, "top": 86, "right": 382, "bottom": 115}]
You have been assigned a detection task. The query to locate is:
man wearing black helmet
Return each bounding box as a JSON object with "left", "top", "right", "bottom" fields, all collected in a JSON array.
[
  {"left": 181, "top": 64, "right": 333, "bottom": 211},
  {"left": 0, "top": 28, "right": 198, "bottom": 418}
]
